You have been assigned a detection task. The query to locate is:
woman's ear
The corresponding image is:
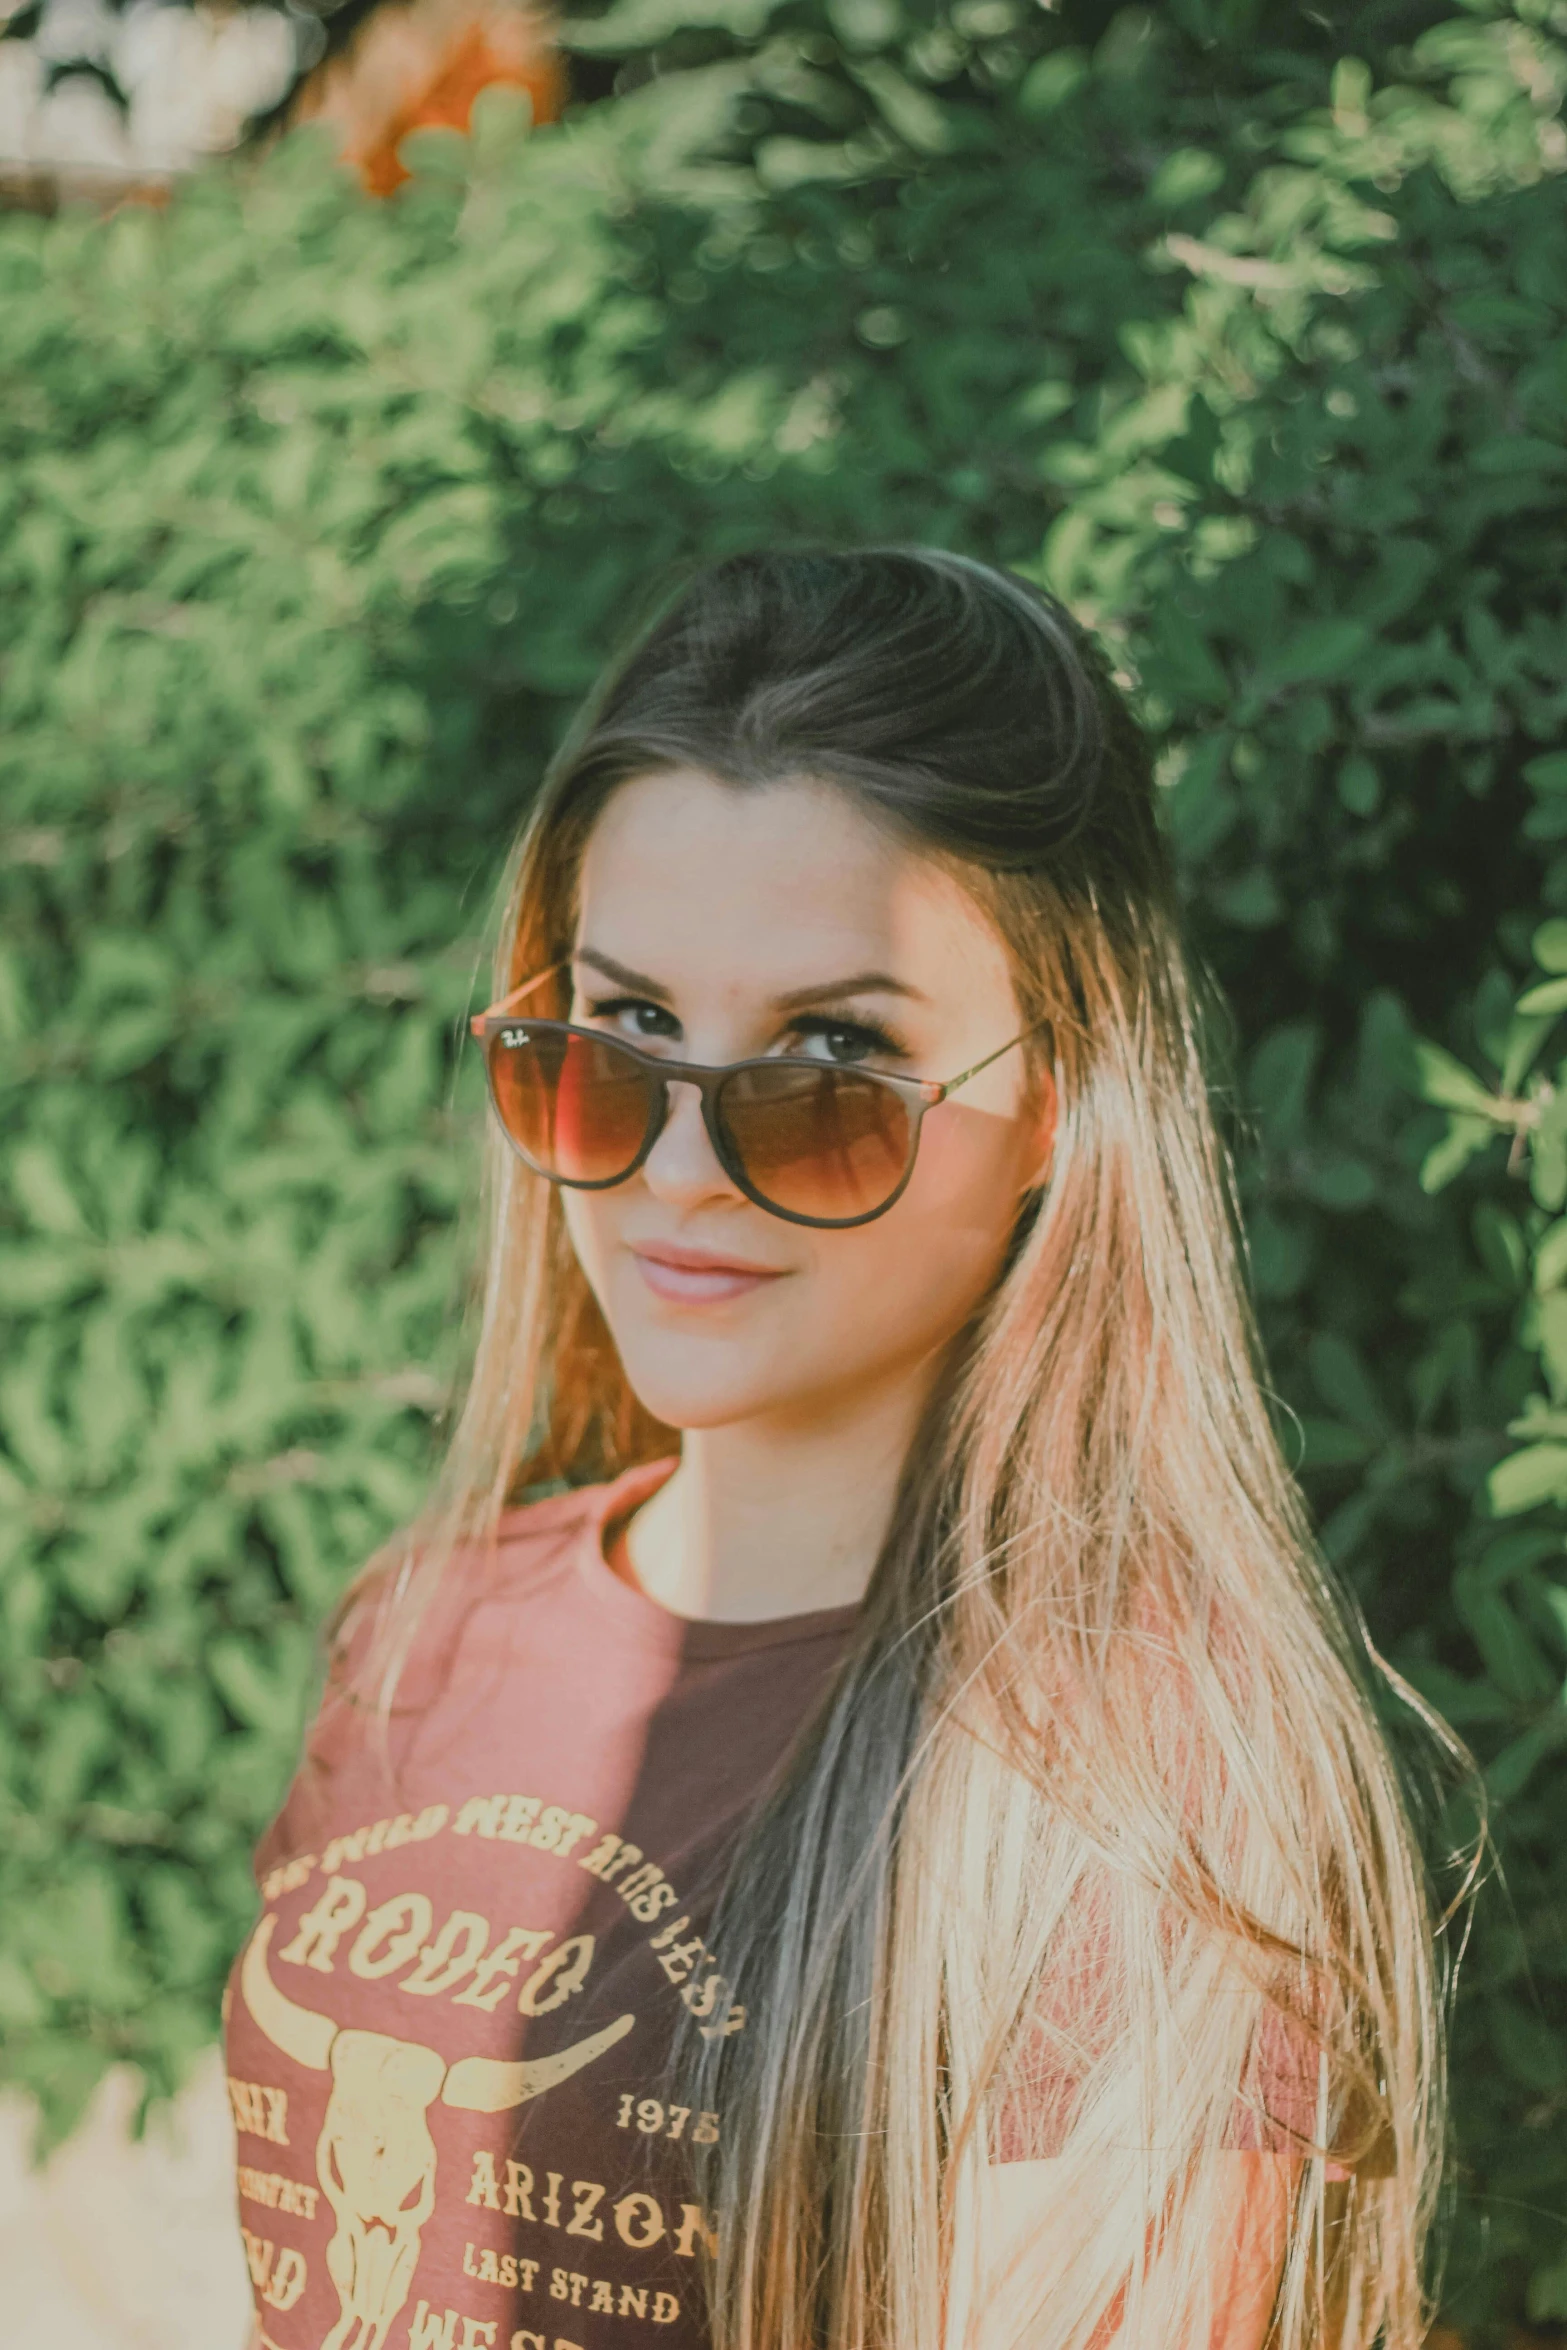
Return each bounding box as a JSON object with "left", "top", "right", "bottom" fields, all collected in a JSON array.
[{"left": 1020, "top": 1066, "right": 1058, "bottom": 1196}]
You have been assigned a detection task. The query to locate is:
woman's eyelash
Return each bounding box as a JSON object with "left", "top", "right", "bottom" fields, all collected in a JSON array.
[
  {"left": 585, "top": 994, "right": 672, "bottom": 1022},
  {"left": 582, "top": 998, "right": 906, "bottom": 1059},
  {"left": 790, "top": 1013, "right": 907, "bottom": 1059}
]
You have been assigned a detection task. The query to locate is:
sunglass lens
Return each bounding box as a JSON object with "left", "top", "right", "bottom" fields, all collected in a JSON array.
[
  {"left": 718, "top": 1063, "right": 913, "bottom": 1224},
  {"left": 487, "top": 1026, "right": 654, "bottom": 1184}
]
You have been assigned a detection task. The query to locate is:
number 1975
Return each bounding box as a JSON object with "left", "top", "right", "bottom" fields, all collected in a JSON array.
[{"left": 615, "top": 2095, "right": 719, "bottom": 2143}]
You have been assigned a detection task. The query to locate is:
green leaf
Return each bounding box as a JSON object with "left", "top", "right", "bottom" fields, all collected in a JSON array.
[
  {"left": 0, "top": 1951, "right": 47, "bottom": 2030},
  {"left": 1308, "top": 1333, "right": 1389, "bottom": 1435},
  {"left": 1489, "top": 1444, "right": 1567, "bottom": 1518},
  {"left": 1489, "top": 1997, "right": 1567, "bottom": 2094},
  {"left": 1539, "top": 1292, "right": 1567, "bottom": 1397},
  {"left": 1412, "top": 1040, "right": 1498, "bottom": 1116},
  {"left": 1535, "top": 1098, "right": 1567, "bottom": 1211},
  {"left": 1486, "top": 1702, "right": 1567, "bottom": 1806},
  {"left": 1502, "top": 1009, "right": 1558, "bottom": 1095},
  {"left": 1420, "top": 1114, "right": 1493, "bottom": 1194},
  {"left": 1336, "top": 754, "right": 1381, "bottom": 819},
  {"left": 847, "top": 58, "right": 953, "bottom": 152},
  {"left": 8, "top": 1144, "right": 92, "bottom": 1239},
  {"left": 1303, "top": 1153, "right": 1378, "bottom": 1211},
  {"left": 1248, "top": 1023, "right": 1320, "bottom": 1141},
  {"left": 1150, "top": 147, "right": 1224, "bottom": 207},
  {"left": 1472, "top": 1202, "right": 1526, "bottom": 1291},
  {"left": 1017, "top": 49, "right": 1088, "bottom": 116},
  {"left": 1246, "top": 1207, "right": 1312, "bottom": 1301},
  {"left": 1528, "top": 2256, "right": 1567, "bottom": 2325},
  {"left": 208, "top": 1634, "right": 310, "bottom": 1741},
  {"left": 1255, "top": 620, "right": 1371, "bottom": 691},
  {"left": 1536, "top": 1219, "right": 1567, "bottom": 1294},
  {"left": 1297, "top": 1417, "right": 1376, "bottom": 1469},
  {"left": 1150, "top": 607, "right": 1230, "bottom": 707},
  {"left": 1211, "top": 868, "right": 1283, "bottom": 928},
  {"left": 825, "top": 0, "right": 901, "bottom": 49},
  {"left": 1453, "top": 1571, "right": 1558, "bottom": 1704}
]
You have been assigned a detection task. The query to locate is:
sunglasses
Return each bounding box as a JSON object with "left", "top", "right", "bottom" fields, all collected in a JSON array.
[{"left": 469, "top": 969, "right": 1043, "bottom": 1230}]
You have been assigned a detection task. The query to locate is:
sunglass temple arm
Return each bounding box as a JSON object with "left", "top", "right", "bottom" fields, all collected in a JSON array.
[
  {"left": 933, "top": 1019, "right": 1051, "bottom": 1100},
  {"left": 468, "top": 960, "right": 570, "bottom": 1040}
]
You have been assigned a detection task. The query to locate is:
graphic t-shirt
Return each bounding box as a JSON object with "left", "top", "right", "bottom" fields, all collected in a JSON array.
[
  {"left": 225, "top": 1458, "right": 856, "bottom": 2350},
  {"left": 227, "top": 1461, "right": 1347, "bottom": 2350}
]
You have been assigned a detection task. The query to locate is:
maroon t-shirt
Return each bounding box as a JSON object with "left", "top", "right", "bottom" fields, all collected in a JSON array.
[
  {"left": 226, "top": 1462, "right": 1345, "bottom": 2349},
  {"left": 225, "top": 1459, "right": 856, "bottom": 2350}
]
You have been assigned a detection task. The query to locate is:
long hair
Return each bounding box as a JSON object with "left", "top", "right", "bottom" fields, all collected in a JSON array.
[{"left": 354, "top": 547, "right": 1461, "bottom": 2350}]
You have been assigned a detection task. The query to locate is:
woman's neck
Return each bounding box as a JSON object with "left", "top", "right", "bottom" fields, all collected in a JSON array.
[{"left": 622, "top": 1371, "right": 935, "bottom": 1624}]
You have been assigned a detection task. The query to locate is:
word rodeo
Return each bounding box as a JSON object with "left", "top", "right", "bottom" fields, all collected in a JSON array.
[
  {"left": 277, "top": 1875, "right": 599, "bottom": 2020},
  {"left": 260, "top": 1789, "right": 747, "bottom": 2043},
  {"left": 239, "top": 1914, "right": 634, "bottom": 2350}
]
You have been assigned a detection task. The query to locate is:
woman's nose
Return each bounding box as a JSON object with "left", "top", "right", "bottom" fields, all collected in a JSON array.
[{"left": 639, "top": 1079, "right": 743, "bottom": 1208}]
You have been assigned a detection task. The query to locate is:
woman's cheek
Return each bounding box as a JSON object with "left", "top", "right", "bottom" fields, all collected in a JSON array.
[
  {"left": 560, "top": 1188, "right": 616, "bottom": 1305},
  {"left": 811, "top": 1204, "right": 995, "bottom": 1378},
  {"left": 900, "top": 1095, "right": 1034, "bottom": 1246}
]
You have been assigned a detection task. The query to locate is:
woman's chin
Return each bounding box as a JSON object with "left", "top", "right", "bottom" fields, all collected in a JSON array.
[
  {"left": 616, "top": 1345, "right": 818, "bottom": 1437},
  {"left": 623, "top": 1380, "right": 786, "bottom": 1435}
]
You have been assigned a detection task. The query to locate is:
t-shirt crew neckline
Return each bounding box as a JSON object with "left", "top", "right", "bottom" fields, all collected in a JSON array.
[{"left": 566, "top": 1455, "right": 863, "bottom": 1663}]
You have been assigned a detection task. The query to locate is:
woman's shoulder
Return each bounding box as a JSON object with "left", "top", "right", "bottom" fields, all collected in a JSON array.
[
  {"left": 332, "top": 1457, "right": 674, "bottom": 1669},
  {"left": 252, "top": 1476, "right": 631, "bottom": 1887},
  {"left": 494, "top": 1476, "right": 608, "bottom": 1565},
  {"left": 491, "top": 1455, "right": 676, "bottom": 1584},
  {"left": 487, "top": 1478, "right": 603, "bottom": 1592},
  {"left": 346, "top": 1473, "right": 619, "bottom": 1624}
]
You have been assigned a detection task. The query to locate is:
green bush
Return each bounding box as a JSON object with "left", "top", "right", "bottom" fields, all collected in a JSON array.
[{"left": 2, "top": 0, "right": 1564, "bottom": 2328}]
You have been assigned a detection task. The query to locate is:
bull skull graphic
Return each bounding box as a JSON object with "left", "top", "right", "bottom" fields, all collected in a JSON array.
[{"left": 241, "top": 1915, "right": 635, "bottom": 2350}]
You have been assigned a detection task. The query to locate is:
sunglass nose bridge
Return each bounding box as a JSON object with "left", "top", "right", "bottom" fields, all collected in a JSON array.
[
  {"left": 643, "top": 1065, "right": 718, "bottom": 1142},
  {"left": 636, "top": 1067, "right": 753, "bottom": 1198}
]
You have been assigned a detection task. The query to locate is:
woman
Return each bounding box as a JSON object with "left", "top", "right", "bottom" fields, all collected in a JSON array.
[{"left": 228, "top": 547, "right": 1448, "bottom": 2350}]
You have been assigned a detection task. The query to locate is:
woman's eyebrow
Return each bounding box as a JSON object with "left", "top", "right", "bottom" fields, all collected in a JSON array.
[
  {"left": 573, "top": 948, "right": 673, "bottom": 1000},
  {"left": 574, "top": 949, "right": 927, "bottom": 1012},
  {"left": 773, "top": 971, "right": 928, "bottom": 1011}
]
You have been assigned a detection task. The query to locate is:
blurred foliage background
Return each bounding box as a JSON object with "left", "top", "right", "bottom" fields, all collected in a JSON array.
[{"left": 2, "top": 0, "right": 1566, "bottom": 2332}]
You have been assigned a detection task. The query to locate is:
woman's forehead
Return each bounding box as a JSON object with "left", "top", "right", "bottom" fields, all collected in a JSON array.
[{"left": 574, "top": 767, "right": 1012, "bottom": 1004}]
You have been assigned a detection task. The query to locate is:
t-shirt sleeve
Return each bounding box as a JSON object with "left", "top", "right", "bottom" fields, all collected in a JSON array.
[
  {"left": 990, "top": 1984, "right": 1354, "bottom": 2177},
  {"left": 1222, "top": 2000, "right": 1352, "bottom": 2176},
  {"left": 250, "top": 1584, "right": 385, "bottom": 1889},
  {"left": 247, "top": 1523, "right": 545, "bottom": 1893}
]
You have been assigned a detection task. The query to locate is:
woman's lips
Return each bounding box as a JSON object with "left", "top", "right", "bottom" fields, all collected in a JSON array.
[{"left": 630, "top": 1243, "right": 786, "bottom": 1306}]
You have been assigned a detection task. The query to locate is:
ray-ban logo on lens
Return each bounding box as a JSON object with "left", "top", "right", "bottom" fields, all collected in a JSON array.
[{"left": 501, "top": 1027, "right": 531, "bottom": 1047}]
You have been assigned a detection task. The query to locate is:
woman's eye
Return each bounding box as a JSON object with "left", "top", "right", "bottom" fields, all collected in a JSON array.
[
  {"left": 585, "top": 995, "right": 680, "bottom": 1043},
  {"left": 791, "top": 1017, "right": 902, "bottom": 1066}
]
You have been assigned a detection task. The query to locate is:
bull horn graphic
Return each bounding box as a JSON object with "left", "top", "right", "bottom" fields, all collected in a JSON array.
[
  {"left": 240, "top": 1913, "right": 636, "bottom": 2350},
  {"left": 243, "top": 1916, "right": 338, "bottom": 2070},
  {"left": 241, "top": 1913, "right": 634, "bottom": 2103},
  {"left": 444, "top": 2014, "right": 635, "bottom": 2111}
]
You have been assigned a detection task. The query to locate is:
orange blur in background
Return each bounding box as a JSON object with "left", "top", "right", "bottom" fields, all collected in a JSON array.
[{"left": 295, "top": 0, "right": 562, "bottom": 195}]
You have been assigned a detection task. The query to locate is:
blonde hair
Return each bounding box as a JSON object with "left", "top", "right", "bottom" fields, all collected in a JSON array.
[{"left": 353, "top": 548, "right": 1466, "bottom": 2350}]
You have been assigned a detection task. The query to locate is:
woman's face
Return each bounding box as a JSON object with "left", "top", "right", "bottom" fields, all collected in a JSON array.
[{"left": 560, "top": 769, "right": 1054, "bottom": 1438}]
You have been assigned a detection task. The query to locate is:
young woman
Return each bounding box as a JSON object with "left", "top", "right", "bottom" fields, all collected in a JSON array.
[{"left": 228, "top": 547, "right": 1450, "bottom": 2350}]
